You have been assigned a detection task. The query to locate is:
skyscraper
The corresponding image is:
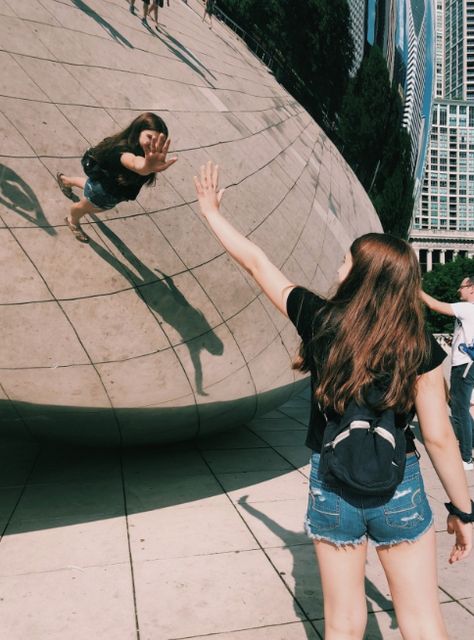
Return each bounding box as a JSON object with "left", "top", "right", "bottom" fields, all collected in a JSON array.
[
  {"left": 374, "top": 0, "right": 398, "bottom": 83},
  {"left": 403, "top": 0, "right": 428, "bottom": 172},
  {"left": 411, "top": 0, "right": 474, "bottom": 272},
  {"left": 347, "top": 0, "right": 368, "bottom": 76}
]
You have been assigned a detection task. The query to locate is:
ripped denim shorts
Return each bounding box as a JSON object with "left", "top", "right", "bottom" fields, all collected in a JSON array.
[
  {"left": 305, "top": 452, "right": 433, "bottom": 547},
  {"left": 84, "top": 178, "right": 123, "bottom": 211}
]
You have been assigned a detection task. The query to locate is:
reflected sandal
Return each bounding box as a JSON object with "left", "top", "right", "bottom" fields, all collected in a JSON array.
[
  {"left": 64, "top": 217, "right": 89, "bottom": 243},
  {"left": 56, "top": 172, "right": 75, "bottom": 201}
]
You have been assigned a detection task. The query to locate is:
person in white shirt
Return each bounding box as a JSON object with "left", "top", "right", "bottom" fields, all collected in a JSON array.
[{"left": 422, "top": 277, "right": 474, "bottom": 470}]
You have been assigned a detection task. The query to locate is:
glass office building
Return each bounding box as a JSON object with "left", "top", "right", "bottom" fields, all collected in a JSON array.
[{"left": 411, "top": 0, "right": 474, "bottom": 271}]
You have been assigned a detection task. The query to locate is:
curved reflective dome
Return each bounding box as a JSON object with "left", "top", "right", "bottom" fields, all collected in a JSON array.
[{"left": 0, "top": 1, "right": 381, "bottom": 445}]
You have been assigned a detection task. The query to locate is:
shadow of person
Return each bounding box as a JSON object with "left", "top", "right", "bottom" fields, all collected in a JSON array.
[
  {"left": 71, "top": 0, "right": 134, "bottom": 48},
  {"left": 237, "top": 496, "right": 397, "bottom": 640},
  {"left": 0, "top": 164, "right": 57, "bottom": 236},
  {"left": 88, "top": 215, "right": 223, "bottom": 395},
  {"left": 156, "top": 27, "right": 217, "bottom": 81}
]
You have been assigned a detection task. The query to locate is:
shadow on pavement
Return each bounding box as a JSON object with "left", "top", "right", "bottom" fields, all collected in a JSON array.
[
  {"left": 238, "top": 497, "right": 397, "bottom": 640},
  {"left": 88, "top": 215, "right": 224, "bottom": 396},
  {"left": 156, "top": 27, "right": 217, "bottom": 82},
  {"left": 0, "top": 164, "right": 57, "bottom": 235},
  {"left": 71, "top": 0, "right": 134, "bottom": 48}
]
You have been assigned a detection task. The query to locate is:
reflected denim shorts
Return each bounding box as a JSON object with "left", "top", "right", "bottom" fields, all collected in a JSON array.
[
  {"left": 84, "top": 178, "right": 123, "bottom": 211},
  {"left": 305, "top": 452, "right": 433, "bottom": 547}
]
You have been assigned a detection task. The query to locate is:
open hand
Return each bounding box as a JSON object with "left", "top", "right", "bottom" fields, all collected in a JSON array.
[
  {"left": 447, "top": 515, "right": 472, "bottom": 563},
  {"left": 194, "top": 161, "right": 225, "bottom": 216},
  {"left": 143, "top": 133, "right": 178, "bottom": 173}
]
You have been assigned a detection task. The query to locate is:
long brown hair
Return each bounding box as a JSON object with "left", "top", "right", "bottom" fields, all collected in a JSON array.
[
  {"left": 92, "top": 112, "right": 169, "bottom": 186},
  {"left": 296, "top": 233, "right": 430, "bottom": 414}
]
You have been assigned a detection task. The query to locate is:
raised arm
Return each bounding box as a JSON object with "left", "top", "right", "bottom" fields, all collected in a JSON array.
[
  {"left": 194, "top": 161, "right": 295, "bottom": 316},
  {"left": 420, "top": 290, "right": 455, "bottom": 316},
  {"left": 121, "top": 133, "right": 178, "bottom": 176},
  {"left": 414, "top": 364, "right": 472, "bottom": 563}
]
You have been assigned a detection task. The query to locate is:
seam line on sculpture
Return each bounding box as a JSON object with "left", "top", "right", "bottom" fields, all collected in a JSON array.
[
  {"left": 0, "top": 112, "right": 314, "bottom": 302},
  {"left": 85, "top": 219, "right": 198, "bottom": 411},
  {"left": 0, "top": 382, "right": 35, "bottom": 438},
  {"left": 0, "top": 215, "right": 126, "bottom": 443},
  {"left": 0, "top": 102, "right": 300, "bottom": 157},
  {"left": 0, "top": 444, "right": 41, "bottom": 541},
  {"left": 6, "top": 10, "right": 277, "bottom": 84},
  {"left": 0, "top": 50, "right": 289, "bottom": 99}
]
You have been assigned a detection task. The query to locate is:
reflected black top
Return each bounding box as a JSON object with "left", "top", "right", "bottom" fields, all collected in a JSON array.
[
  {"left": 98, "top": 146, "right": 150, "bottom": 200},
  {"left": 286, "top": 286, "right": 447, "bottom": 452}
]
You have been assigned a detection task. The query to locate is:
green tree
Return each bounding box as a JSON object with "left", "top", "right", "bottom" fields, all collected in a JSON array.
[
  {"left": 219, "top": 0, "right": 353, "bottom": 126},
  {"left": 337, "top": 46, "right": 393, "bottom": 188},
  {"left": 422, "top": 257, "right": 474, "bottom": 333},
  {"left": 372, "top": 126, "right": 414, "bottom": 237},
  {"left": 337, "top": 48, "right": 414, "bottom": 237},
  {"left": 280, "top": 0, "right": 354, "bottom": 125}
]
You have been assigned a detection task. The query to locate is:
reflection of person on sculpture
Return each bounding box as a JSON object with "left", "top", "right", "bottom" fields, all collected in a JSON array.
[
  {"left": 87, "top": 215, "right": 224, "bottom": 396},
  {"left": 194, "top": 161, "right": 472, "bottom": 640},
  {"left": 202, "top": 0, "right": 215, "bottom": 28},
  {"left": 57, "top": 112, "right": 177, "bottom": 243}
]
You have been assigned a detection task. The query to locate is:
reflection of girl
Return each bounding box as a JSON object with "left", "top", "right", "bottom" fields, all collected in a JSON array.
[
  {"left": 203, "top": 0, "right": 215, "bottom": 28},
  {"left": 194, "top": 161, "right": 473, "bottom": 639},
  {"left": 57, "top": 112, "right": 176, "bottom": 243}
]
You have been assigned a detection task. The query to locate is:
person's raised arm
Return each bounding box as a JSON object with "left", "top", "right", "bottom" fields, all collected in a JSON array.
[
  {"left": 415, "top": 364, "right": 472, "bottom": 563},
  {"left": 420, "top": 290, "right": 455, "bottom": 316},
  {"left": 194, "top": 161, "right": 295, "bottom": 316},
  {"left": 121, "top": 133, "right": 178, "bottom": 176}
]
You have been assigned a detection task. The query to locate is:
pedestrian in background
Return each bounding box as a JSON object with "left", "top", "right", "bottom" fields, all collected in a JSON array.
[
  {"left": 203, "top": 0, "right": 215, "bottom": 28},
  {"left": 422, "top": 278, "right": 474, "bottom": 470}
]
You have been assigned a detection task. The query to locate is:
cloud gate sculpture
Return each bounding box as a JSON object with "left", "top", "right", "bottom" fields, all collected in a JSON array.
[{"left": 0, "top": 0, "right": 381, "bottom": 445}]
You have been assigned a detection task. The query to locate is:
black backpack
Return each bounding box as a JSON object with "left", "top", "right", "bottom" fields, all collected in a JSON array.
[
  {"left": 81, "top": 148, "right": 109, "bottom": 182},
  {"left": 319, "top": 390, "right": 416, "bottom": 497}
]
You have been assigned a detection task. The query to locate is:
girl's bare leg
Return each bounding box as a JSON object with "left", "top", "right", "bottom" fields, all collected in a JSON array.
[
  {"left": 61, "top": 175, "right": 87, "bottom": 190},
  {"left": 65, "top": 197, "right": 102, "bottom": 243},
  {"left": 69, "top": 198, "right": 101, "bottom": 226},
  {"left": 314, "top": 539, "right": 368, "bottom": 639},
  {"left": 376, "top": 527, "right": 448, "bottom": 640}
]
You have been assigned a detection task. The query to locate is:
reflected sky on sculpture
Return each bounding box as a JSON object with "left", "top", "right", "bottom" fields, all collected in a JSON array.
[{"left": 0, "top": 0, "right": 381, "bottom": 445}]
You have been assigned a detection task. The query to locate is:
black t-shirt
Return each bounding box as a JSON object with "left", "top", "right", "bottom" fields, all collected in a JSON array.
[
  {"left": 97, "top": 147, "right": 150, "bottom": 201},
  {"left": 286, "top": 286, "right": 447, "bottom": 452}
]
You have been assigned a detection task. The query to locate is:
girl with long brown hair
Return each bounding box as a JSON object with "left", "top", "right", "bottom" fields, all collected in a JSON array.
[
  {"left": 57, "top": 112, "right": 177, "bottom": 243},
  {"left": 194, "top": 161, "right": 472, "bottom": 639}
]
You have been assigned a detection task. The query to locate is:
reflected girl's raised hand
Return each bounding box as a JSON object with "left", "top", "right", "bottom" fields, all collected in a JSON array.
[
  {"left": 194, "top": 161, "right": 225, "bottom": 217},
  {"left": 143, "top": 133, "right": 178, "bottom": 173}
]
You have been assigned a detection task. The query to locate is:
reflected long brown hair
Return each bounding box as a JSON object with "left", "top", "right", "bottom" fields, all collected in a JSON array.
[
  {"left": 295, "top": 233, "right": 430, "bottom": 414},
  {"left": 92, "top": 112, "right": 169, "bottom": 186}
]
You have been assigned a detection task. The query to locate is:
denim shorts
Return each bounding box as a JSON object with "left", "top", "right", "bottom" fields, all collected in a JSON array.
[
  {"left": 305, "top": 452, "right": 433, "bottom": 547},
  {"left": 84, "top": 179, "right": 123, "bottom": 211}
]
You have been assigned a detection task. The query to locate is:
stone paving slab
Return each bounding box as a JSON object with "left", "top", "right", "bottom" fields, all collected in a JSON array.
[
  {"left": 0, "top": 563, "right": 137, "bottom": 640},
  {"left": 133, "top": 550, "right": 304, "bottom": 639}
]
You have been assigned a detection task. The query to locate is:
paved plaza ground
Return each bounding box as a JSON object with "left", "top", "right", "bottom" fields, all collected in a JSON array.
[{"left": 0, "top": 384, "right": 473, "bottom": 639}]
